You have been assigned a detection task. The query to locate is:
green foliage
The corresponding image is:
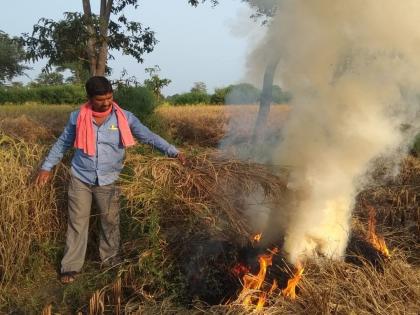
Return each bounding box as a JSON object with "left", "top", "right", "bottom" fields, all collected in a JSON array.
[
  {"left": 33, "top": 71, "right": 64, "bottom": 85},
  {"left": 23, "top": 8, "right": 157, "bottom": 75},
  {"left": 143, "top": 66, "right": 171, "bottom": 102},
  {"left": 209, "top": 84, "right": 292, "bottom": 105},
  {"left": 225, "top": 83, "right": 260, "bottom": 104},
  {"left": 0, "top": 30, "right": 29, "bottom": 84},
  {"left": 209, "top": 86, "right": 231, "bottom": 105},
  {"left": 272, "top": 85, "right": 292, "bottom": 103},
  {"left": 57, "top": 62, "right": 90, "bottom": 84},
  {"left": 190, "top": 81, "right": 207, "bottom": 94},
  {"left": 23, "top": 12, "right": 92, "bottom": 74},
  {"left": 0, "top": 85, "right": 85, "bottom": 104},
  {"left": 168, "top": 92, "right": 211, "bottom": 105},
  {"left": 412, "top": 133, "right": 420, "bottom": 156},
  {"left": 188, "top": 0, "right": 219, "bottom": 6},
  {"left": 113, "top": 86, "right": 157, "bottom": 119}
]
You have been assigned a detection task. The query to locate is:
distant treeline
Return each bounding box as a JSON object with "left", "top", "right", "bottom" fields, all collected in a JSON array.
[
  {"left": 0, "top": 85, "right": 86, "bottom": 104},
  {"left": 167, "top": 83, "right": 292, "bottom": 105},
  {"left": 0, "top": 82, "right": 292, "bottom": 106}
]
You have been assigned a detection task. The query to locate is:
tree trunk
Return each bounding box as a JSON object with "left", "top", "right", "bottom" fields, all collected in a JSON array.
[
  {"left": 95, "top": 0, "right": 113, "bottom": 76},
  {"left": 252, "top": 58, "right": 280, "bottom": 144},
  {"left": 82, "top": 0, "right": 113, "bottom": 76},
  {"left": 82, "top": 0, "right": 98, "bottom": 76}
]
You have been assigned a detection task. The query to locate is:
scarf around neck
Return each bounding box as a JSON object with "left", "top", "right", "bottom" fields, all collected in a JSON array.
[{"left": 74, "top": 101, "right": 135, "bottom": 156}]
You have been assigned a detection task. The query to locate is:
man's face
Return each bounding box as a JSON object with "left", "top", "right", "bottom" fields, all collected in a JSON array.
[{"left": 90, "top": 92, "right": 113, "bottom": 112}]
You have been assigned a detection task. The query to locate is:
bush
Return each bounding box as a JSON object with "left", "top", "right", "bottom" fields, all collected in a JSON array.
[
  {"left": 113, "top": 86, "right": 157, "bottom": 120},
  {"left": 168, "top": 92, "right": 210, "bottom": 106},
  {"left": 209, "top": 87, "right": 230, "bottom": 105},
  {"left": 0, "top": 85, "right": 85, "bottom": 104},
  {"left": 209, "top": 84, "right": 292, "bottom": 105},
  {"left": 272, "top": 85, "right": 292, "bottom": 103},
  {"left": 225, "top": 83, "right": 260, "bottom": 104},
  {"left": 412, "top": 133, "right": 420, "bottom": 156},
  {"left": 209, "top": 83, "right": 261, "bottom": 105}
]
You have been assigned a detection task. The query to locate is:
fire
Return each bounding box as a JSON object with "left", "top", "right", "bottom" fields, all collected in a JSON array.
[
  {"left": 251, "top": 232, "right": 263, "bottom": 244},
  {"left": 367, "top": 206, "right": 391, "bottom": 258},
  {"left": 233, "top": 232, "right": 306, "bottom": 309},
  {"left": 236, "top": 247, "right": 279, "bottom": 310},
  {"left": 281, "top": 262, "right": 304, "bottom": 300}
]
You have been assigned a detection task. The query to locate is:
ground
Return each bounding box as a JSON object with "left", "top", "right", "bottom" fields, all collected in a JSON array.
[{"left": 0, "top": 104, "right": 418, "bottom": 314}]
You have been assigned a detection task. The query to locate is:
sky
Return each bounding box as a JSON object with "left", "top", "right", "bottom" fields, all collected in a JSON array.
[{"left": 0, "top": 0, "right": 266, "bottom": 95}]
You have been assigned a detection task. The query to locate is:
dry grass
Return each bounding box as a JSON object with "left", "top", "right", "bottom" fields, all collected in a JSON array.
[
  {"left": 0, "top": 115, "right": 55, "bottom": 143},
  {"left": 156, "top": 105, "right": 290, "bottom": 146},
  {"left": 0, "top": 134, "right": 67, "bottom": 293},
  {"left": 122, "top": 150, "right": 289, "bottom": 239},
  {"left": 0, "top": 104, "right": 418, "bottom": 314},
  {"left": 125, "top": 252, "right": 419, "bottom": 315},
  {"left": 0, "top": 103, "right": 75, "bottom": 138}
]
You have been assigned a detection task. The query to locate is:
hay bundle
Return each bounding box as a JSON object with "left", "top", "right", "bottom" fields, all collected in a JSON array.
[
  {"left": 357, "top": 156, "right": 420, "bottom": 232},
  {"left": 121, "top": 151, "right": 289, "bottom": 242}
]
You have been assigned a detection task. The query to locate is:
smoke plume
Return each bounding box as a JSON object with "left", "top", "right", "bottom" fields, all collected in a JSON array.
[{"left": 228, "top": 0, "right": 420, "bottom": 264}]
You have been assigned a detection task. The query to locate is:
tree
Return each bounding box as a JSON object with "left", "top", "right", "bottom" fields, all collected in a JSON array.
[
  {"left": 240, "top": 0, "right": 280, "bottom": 143},
  {"left": 190, "top": 81, "right": 207, "bottom": 94},
  {"left": 24, "top": 0, "right": 219, "bottom": 77},
  {"left": 34, "top": 71, "right": 64, "bottom": 85},
  {"left": 226, "top": 83, "right": 261, "bottom": 104},
  {"left": 0, "top": 31, "right": 29, "bottom": 84},
  {"left": 244, "top": 0, "right": 278, "bottom": 22},
  {"left": 57, "top": 62, "right": 91, "bottom": 84},
  {"left": 252, "top": 58, "right": 279, "bottom": 142},
  {"left": 143, "top": 65, "right": 171, "bottom": 102}
]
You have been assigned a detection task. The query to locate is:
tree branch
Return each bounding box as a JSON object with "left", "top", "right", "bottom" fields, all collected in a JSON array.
[
  {"left": 82, "top": 0, "right": 92, "bottom": 16},
  {"left": 100, "top": 0, "right": 107, "bottom": 17},
  {"left": 105, "top": 0, "right": 114, "bottom": 24}
]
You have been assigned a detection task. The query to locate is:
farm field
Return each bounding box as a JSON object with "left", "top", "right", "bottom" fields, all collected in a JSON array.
[{"left": 0, "top": 104, "right": 419, "bottom": 314}]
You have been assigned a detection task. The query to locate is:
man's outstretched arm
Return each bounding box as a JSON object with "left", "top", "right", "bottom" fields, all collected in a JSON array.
[
  {"left": 128, "top": 113, "right": 185, "bottom": 164},
  {"left": 35, "top": 112, "right": 77, "bottom": 186}
]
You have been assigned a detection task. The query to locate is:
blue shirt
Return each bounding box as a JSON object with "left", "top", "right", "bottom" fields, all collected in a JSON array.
[{"left": 41, "top": 108, "right": 179, "bottom": 186}]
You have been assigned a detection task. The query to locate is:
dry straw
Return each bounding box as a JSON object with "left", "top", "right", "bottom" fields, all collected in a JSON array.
[
  {"left": 0, "top": 134, "right": 66, "bottom": 294},
  {"left": 121, "top": 150, "right": 289, "bottom": 241}
]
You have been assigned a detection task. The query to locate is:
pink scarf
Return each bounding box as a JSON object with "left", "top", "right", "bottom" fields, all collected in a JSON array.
[{"left": 74, "top": 102, "right": 135, "bottom": 156}]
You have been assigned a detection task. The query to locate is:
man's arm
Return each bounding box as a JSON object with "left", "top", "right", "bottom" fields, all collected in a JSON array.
[
  {"left": 35, "top": 112, "right": 77, "bottom": 185},
  {"left": 128, "top": 113, "right": 179, "bottom": 157}
]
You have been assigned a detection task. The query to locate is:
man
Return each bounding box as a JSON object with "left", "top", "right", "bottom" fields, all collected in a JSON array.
[{"left": 36, "top": 76, "right": 185, "bottom": 284}]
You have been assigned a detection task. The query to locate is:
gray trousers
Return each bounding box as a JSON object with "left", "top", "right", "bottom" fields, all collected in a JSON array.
[{"left": 61, "top": 175, "right": 120, "bottom": 273}]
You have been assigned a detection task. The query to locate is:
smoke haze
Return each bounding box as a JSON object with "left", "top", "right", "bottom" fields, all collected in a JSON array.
[{"left": 228, "top": 0, "right": 420, "bottom": 264}]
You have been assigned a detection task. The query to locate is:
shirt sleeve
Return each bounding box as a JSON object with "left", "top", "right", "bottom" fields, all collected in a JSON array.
[
  {"left": 127, "top": 112, "right": 179, "bottom": 157},
  {"left": 41, "top": 112, "right": 77, "bottom": 171}
]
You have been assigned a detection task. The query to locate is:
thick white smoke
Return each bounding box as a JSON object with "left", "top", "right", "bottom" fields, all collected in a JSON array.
[{"left": 230, "top": 0, "right": 420, "bottom": 264}]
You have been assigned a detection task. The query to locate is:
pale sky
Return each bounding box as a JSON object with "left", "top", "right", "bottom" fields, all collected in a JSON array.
[{"left": 0, "top": 0, "right": 266, "bottom": 95}]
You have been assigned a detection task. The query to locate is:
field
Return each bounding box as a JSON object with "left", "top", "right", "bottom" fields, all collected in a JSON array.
[{"left": 0, "top": 104, "right": 419, "bottom": 314}]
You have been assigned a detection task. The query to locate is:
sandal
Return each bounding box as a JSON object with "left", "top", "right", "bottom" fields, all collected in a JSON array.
[{"left": 60, "top": 271, "right": 78, "bottom": 284}]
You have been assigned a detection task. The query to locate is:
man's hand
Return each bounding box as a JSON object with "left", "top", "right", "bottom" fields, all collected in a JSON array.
[
  {"left": 35, "top": 169, "right": 51, "bottom": 187},
  {"left": 177, "top": 152, "right": 187, "bottom": 166}
]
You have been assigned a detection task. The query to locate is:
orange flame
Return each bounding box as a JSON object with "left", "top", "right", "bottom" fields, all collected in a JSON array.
[
  {"left": 236, "top": 247, "right": 279, "bottom": 310},
  {"left": 252, "top": 233, "right": 263, "bottom": 243},
  {"left": 282, "top": 262, "right": 304, "bottom": 300},
  {"left": 367, "top": 206, "right": 391, "bottom": 258}
]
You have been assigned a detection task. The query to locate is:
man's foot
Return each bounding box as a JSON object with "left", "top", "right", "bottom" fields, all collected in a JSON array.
[{"left": 60, "top": 271, "right": 79, "bottom": 284}]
